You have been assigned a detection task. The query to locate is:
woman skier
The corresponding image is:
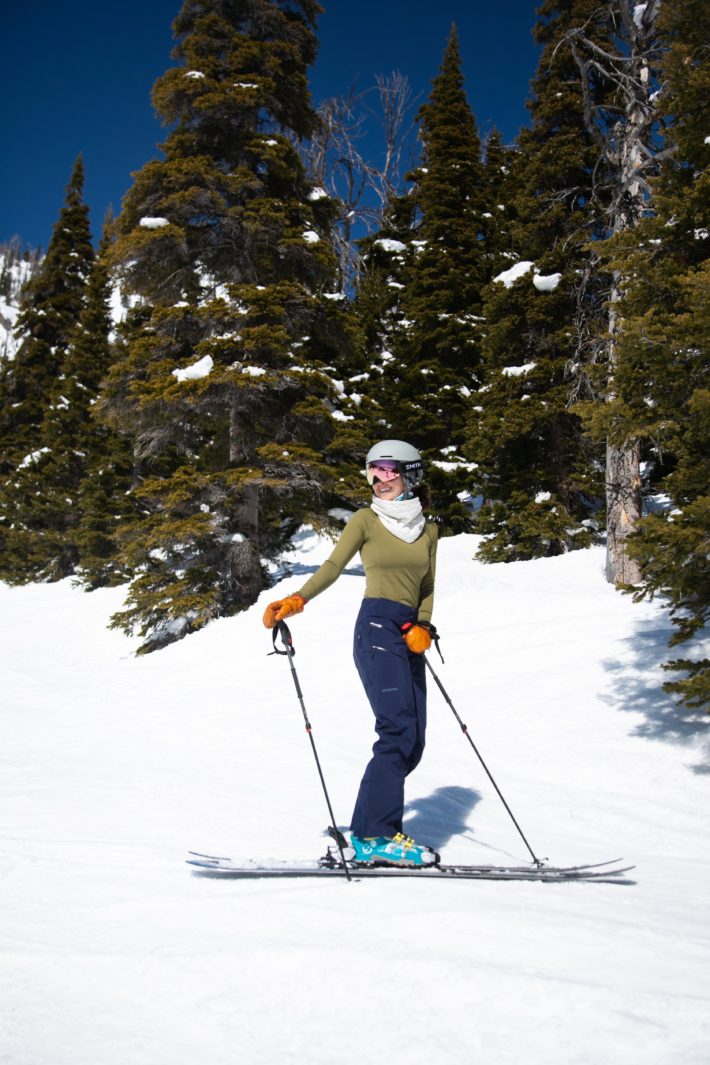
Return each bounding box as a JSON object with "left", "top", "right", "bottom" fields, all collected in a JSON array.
[{"left": 262, "top": 440, "right": 439, "bottom": 867}]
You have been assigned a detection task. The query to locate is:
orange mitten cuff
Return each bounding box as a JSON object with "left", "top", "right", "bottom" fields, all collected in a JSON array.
[{"left": 262, "top": 593, "right": 307, "bottom": 629}]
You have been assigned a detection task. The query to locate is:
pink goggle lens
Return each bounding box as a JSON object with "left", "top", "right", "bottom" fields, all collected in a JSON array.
[{"left": 366, "top": 461, "right": 401, "bottom": 484}]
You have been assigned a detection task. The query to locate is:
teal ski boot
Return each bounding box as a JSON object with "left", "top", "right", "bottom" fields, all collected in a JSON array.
[{"left": 350, "top": 832, "right": 439, "bottom": 867}]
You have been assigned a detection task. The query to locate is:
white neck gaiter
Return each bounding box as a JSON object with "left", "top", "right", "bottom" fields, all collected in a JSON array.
[{"left": 370, "top": 496, "right": 425, "bottom": 543}]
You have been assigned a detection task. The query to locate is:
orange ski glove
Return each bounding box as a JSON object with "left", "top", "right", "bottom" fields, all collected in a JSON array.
[
  {"left": 262, "top": 593, "right": 307, "bottom": 629},
  {"left": 401, "top": 621, "right": 433, "bottom": 654}
]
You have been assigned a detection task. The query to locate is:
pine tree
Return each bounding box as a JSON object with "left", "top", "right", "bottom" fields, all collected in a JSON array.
[
  {"left": 480, "top": 130, "right": 516, "bottom": 272},
  {"left": 0, "top": 157, "right": 94, "bottom": 472},
  {"left": 357, "top": 27, "right": 492, "bottom": 532},
  {"left": 66, "top": 223, "right": 138, "bottom": 588},
  {"left": 466, "top": 0, "right": 614, "bottom": 562},
  {"left": 597, "top": 0, "right": 710, "bottom": 709},
  {"left": 0, "top": 157, "right": 94, "bottom": 580},
  {"left": 0, "top": 223, "right": 131, "bottom": 583},
  {"left": 332, "top": 191, "right": 416, "bottom": 478},
  {"left": 103, "top": 0, "right": 358, "bottom": 651}
]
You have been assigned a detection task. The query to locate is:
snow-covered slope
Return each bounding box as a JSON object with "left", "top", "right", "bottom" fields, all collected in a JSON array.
[
  {"left": 1, "top": 532, "right": 709, "bottom": 1065},
  {"left": 0, "top": 250, "right": 36, "bottom": 361}
]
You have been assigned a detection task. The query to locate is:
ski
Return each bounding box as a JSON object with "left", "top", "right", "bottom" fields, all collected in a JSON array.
[{"left": 187, "top": 850, "right": 635, "bottom": 883}]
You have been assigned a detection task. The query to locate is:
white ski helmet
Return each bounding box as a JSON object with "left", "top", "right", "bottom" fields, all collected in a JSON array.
[{"left": 365, "top": 439, "right": 424, "bottom": 487}]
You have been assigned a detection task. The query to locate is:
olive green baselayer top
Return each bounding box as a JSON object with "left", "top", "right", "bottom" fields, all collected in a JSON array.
[{"left": 296, "top": 508, "right": 438, "bottom": 622}]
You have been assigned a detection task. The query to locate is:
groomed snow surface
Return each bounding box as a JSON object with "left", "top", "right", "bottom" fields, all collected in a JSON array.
[{"left": 2, "top": 531, "right": 709, "bottom": 1065}]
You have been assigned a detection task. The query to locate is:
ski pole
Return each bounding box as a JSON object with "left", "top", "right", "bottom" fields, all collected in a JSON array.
[
  {"left": 423, "top": 654, "right": 544, "bottom": 867},
  {"left": 270, "top": 620, "right": 352, "bottom": 881}
]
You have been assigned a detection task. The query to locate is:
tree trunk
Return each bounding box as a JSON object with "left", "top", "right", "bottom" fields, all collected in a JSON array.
[
  {"left": 605, "top": 437, "right": 642, "bottom": 585},
  {"left": 604, "top": 268, "right": 643, "bottom": 586},
  {"left": 569, "top": 1, "right": 660, "bottom": 584},
  {"left": 228, "top": 395, "right": 264, "bottom": 605}
]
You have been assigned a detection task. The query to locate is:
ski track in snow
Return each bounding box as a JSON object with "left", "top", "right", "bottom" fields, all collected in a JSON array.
[{"left": 1, "top": 532, "right": 709, "bottom": 1065}]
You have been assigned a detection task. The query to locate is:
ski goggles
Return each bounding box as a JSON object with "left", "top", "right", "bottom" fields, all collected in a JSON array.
[{"left": 366, "top": 460, "right": 402, "bottom": 484}]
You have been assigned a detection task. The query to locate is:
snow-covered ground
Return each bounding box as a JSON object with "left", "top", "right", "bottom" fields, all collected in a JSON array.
[{"left": 2, "top": 531, "right": 709, "bottom": 1065}]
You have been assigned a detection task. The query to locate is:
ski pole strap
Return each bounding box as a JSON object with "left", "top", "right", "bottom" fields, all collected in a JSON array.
[
  {"left": 431, "top": 625, "right": 444, "bottom": 664},
  {"left": 268, "top": 620, "right": 295, "bottom": 657},
  {"left": 428, "top": 623, "right": 444, "bottom": 664}
]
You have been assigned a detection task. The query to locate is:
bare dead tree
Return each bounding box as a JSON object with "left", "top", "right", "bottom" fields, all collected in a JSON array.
[
  {"left": 301, "top": 73, "right": 420, "bottom": 291},
  {"left": 304, "top": 90, "right": 369, "bottom": 289},
  {"left": 366, "top": 71, "right": 420, "bottom": 211},
  {"left": 563, "top": 0, "right": 663, "bottom": 585}
]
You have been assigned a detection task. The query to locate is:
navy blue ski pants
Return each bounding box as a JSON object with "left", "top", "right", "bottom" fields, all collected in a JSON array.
[{"left": 350, "top": 598, "right": 427, "bottom": 838}]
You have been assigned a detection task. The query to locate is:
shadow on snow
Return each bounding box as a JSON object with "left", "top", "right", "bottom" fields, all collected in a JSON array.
[
  {"left": 601, "top": 611, "right": 710, "bottom": 774},
  {"left": 331, "top": 786, "right": 482, "bottom": 852},
  {"left": 402, "top": 784, "right": 483, "bottom": 850}
]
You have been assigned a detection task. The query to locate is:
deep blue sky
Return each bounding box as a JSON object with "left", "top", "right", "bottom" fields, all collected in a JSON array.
[{"left": 0, "top": 1, "right": 542, "bottom": 251}]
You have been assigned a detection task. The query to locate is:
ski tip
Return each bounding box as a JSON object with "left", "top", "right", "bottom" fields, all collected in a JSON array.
[{"left": 188, "top": 850, "right": 232, "bottom": 862}]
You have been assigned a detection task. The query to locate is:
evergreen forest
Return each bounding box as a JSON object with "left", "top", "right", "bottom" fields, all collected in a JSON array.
[{"left": 0, "top": 0, "right": 707, "bottom": 711}]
